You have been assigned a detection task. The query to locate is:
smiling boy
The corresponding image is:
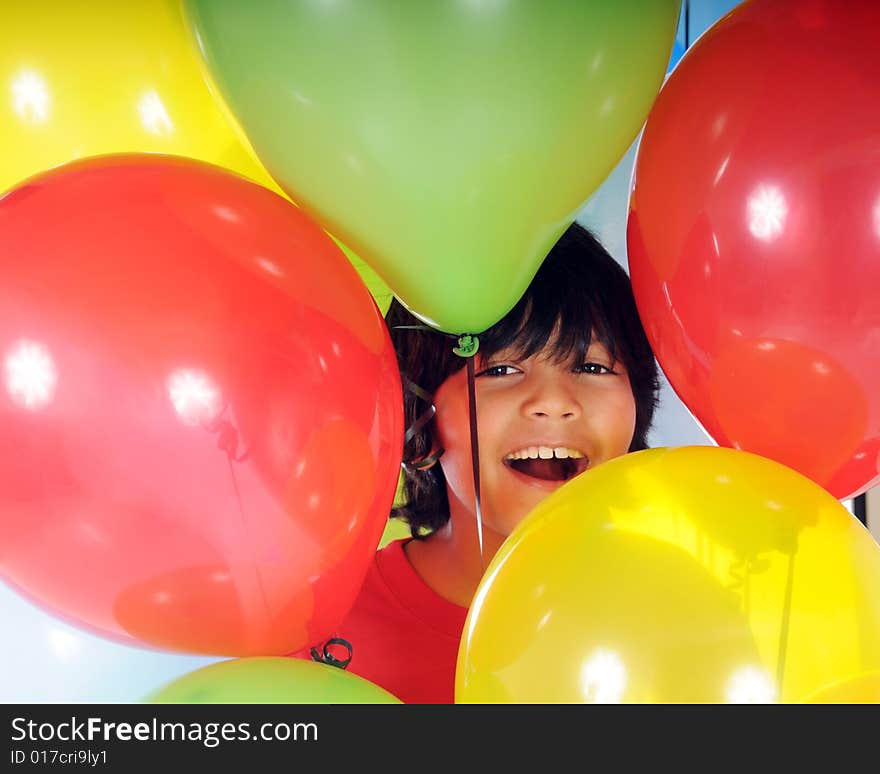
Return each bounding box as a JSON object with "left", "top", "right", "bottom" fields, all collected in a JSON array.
[{"left": 300, "top": 223, "right": 660, "bottom": 703}]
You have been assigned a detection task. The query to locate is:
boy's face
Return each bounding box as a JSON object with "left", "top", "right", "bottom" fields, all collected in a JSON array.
[{"left": 434, "top": 337, "right": 636, "bottom": 539}]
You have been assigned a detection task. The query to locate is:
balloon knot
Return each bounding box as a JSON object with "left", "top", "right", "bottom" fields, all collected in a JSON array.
[
  {"left": 309, "top": 637, "right": 353, "bottom": 670},
  {"left": 453, "top": 334, "right": 479, "bottom": 358}
]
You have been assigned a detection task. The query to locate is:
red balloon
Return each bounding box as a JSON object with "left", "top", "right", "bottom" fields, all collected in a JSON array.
[
  {"left": 0, "top": 156, "right": 403, "bottom": 656},
  {"left": 627, "top": 0, "right": 880, "bottom": 499}
]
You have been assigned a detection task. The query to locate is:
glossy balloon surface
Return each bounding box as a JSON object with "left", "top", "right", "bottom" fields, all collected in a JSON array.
[
  {"left": 457, "top": 447, "right": 880, "bottom": 703},
  {"left": 188, "top": 0, "right": 680, "bottom": 333},
  {"left": 627, "top": 0, "right": 880, "bottom": 499},
  {"left": 0, "top": 156, "right": 403, "bottom": 656}
]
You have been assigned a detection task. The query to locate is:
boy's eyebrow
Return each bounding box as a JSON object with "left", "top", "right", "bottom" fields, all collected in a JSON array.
[
  {"left": 586, "top": 340, "right": 612, "bottom": 354},
  {"left": 480, "top": 341, "right": 523, "bottom": 358}
]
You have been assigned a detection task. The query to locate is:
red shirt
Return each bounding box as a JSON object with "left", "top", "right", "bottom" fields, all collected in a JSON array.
[{"left": 297, "top": 538, "right": 468, "bottom": 704}]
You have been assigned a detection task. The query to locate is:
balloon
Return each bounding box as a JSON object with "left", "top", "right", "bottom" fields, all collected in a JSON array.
[
  {"left": 626, "top": 0, "right": 880, "bottom": 499},
  {"left": 802, "top": 672, "right": 880, "bottom": 704},
  {"left": 148, "top": 657, "right": 401, "bottom": 703},
  {"left": 0, "top": 0, "right": 391, "bottom": 307},
  {"left": 336, "top": 239, "right": 393, "bottom": 316},
  {"left": 456, "top": 447, "right": 880, "bottom": 703},
  {"left": 0, "top": 155, "right": 403, "bottom": 657},
  {"left": 0, "top": 0, "right": 264, "bottom": 193},
  {"left": 186, "top": 0, "right": 680, "bottom": 334},
  {"left": 0, "top": 578, "right": 219, "bottom": 702}
]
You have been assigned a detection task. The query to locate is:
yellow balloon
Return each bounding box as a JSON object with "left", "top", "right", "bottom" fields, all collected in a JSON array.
[
  {"left": 0, "top": 0, "right": 390, "bottom": 304},
  {"left": 0, "top": 0, "right": 264, "bottom": 192},
  {"left": 802, "top": 672, "right": 880, "bottom": 704},
  {"left": 456, "top": 447, "right": 880, "bottom": 703}
]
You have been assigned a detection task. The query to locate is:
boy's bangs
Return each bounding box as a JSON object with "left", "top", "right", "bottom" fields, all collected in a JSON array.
[{"left": 479, "top": 289, "right": 619, "bottom": 369}]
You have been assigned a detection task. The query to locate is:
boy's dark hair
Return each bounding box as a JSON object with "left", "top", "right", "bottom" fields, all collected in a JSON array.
[{"left": 386, "top": 222, "right": 659, "bottom": 538}]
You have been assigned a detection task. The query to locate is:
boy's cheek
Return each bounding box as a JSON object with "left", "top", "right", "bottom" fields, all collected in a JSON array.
[
  {"left": 439, "top": 449, "right": 475, "bottom": 499},
  {"left": 433, "top": 399, "right": 471, "bottom": 454}
]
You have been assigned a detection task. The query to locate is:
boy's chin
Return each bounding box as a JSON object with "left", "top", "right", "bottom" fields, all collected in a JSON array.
[
  {"left": 454, "top": 477, "right": 574, "bottom": 543},
  {"left": 488, "top": 473, "right": 585, "bottom": 538},
  {"left": 484, "top": 501, "right": 546, "bottom": 541}
]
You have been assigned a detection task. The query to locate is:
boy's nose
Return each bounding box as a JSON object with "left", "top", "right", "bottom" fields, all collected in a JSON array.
[{"left": 521, "top": 380, "right": 582, "bottom": 421}]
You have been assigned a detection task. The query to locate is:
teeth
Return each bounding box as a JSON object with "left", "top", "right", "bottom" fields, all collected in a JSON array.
[{"left": 506, "top": 446, "right": 585, "bottom": 460}]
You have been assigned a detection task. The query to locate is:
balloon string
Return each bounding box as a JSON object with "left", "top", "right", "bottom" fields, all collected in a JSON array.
[
  {"left": 775, "top": 549, "right": 796, "bottom": 697},
  {"left": 465, "top": 353, "right": 484, "bottom": 567},
  {"left": 400, "top": 376, "right": 445, "bottom": 470},
  {"left": 211, "top": 405, "right": 271, "bottom": 643},
  {"left": 392, "top": 324, "right": 455, "bottom": 461},
  {"left": 402, "top": 377, "right": 436, "bottom": 444},
  {"left": 392, "top": 324, "right": 483, "bottom": 563},
  {"left": 226, "top": 455, "right": 272, "bottom": 635},
  {"left": 402, "top": 376, "right": 434, "bottom": 436}
]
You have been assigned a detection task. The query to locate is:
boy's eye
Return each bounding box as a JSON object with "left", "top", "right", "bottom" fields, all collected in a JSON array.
[
  {"left": 577, "top": 362, "right": 613, "bottom": 375},
  {"left": 477, "top": 364, "right": 520, "bottom": 377}
]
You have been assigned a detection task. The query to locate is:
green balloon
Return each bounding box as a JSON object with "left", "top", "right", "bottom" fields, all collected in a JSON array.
[
  {"left": 187, "top": 0, "right": 679, "bottom": 333},
  {"left": 146, "top": 657, "right": 401, "bottom": 704}
]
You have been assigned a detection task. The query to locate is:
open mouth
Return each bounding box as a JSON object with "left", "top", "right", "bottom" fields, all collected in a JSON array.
[{"left": 503, "top": 446, "right": 590, "bottom": 482}]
